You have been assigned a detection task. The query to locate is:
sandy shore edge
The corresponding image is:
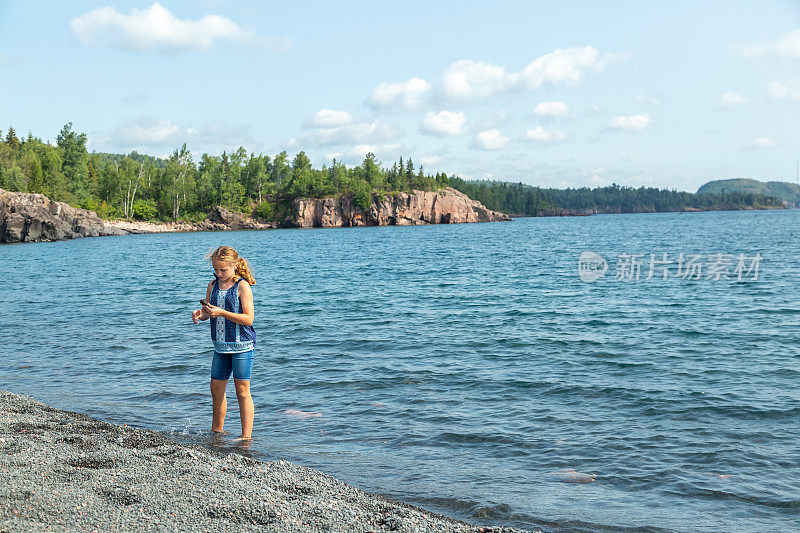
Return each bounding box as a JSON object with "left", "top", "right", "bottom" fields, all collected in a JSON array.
[
  {"left": 0, "top": 391, "right": 527, "bottom": 532},
  {"left": 103, "top": 220, "right": 204, "bottom": 234}
]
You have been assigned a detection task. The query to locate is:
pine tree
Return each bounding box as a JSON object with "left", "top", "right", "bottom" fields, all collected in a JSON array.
[
  {"left": 87, "top": 161, "right": 98, "bottom": 188},
  {"left": 405, "top": 158, "right": 414, "bottom": 184},
  {"left": 56, "top": 122, "right": 88, "bottom": 195},
  {"left": 6, "top": 126, "right": 19, "bottom": 151}
]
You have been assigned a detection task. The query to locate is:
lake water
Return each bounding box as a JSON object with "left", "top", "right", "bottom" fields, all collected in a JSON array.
[{"left": 2, "top": 210, "right": 799, "bottom": 532}]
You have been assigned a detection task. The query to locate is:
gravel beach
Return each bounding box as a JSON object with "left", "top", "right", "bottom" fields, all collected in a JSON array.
[{"left": 0, "top": 391, "right": 528, "bottom": 532}]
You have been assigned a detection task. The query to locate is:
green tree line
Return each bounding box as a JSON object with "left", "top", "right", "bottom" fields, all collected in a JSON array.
[
  {"left": 448, "top": 177, "right": 784, "bottom": 215},
  {"left": 0, "top": 123, "right": 451, "bottom": 222},
  {"left": 2, "top": 123, "right": 782, "bottom": 222}
]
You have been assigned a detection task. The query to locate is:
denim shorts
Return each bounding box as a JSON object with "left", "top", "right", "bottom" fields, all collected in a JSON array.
[{"left": 211, "top": 349, "right": 254, "bottom": 381}]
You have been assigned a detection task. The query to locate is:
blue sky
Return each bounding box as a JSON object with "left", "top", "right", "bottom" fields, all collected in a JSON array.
[{"left": 0, "top": 1, "right": 798, "bottom": 191}]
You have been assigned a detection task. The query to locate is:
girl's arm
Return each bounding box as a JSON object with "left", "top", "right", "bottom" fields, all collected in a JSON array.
[
  {"left": 203, "top": 281, "right": 254, "bottom": 326},
  {"left": 191, "top": 282, "right": 214, "bottom": 323}
]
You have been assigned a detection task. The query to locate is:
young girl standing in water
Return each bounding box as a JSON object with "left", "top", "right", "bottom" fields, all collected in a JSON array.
[{"left": 191, "top": 246, "right": 257, "bottom": 440}]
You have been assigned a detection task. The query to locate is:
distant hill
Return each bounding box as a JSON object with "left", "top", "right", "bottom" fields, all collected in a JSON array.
[{"left": 697, "top": 178, "right": 800, "bottom": 204}]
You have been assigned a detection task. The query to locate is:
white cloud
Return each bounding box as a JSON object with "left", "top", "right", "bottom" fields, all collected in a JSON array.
[
  {"left": 742, "top": 28, "right": 800, "bottom": 58},
  {"left": 524, "top": 126, "right": 566, "bottom": 143},
  {"left": 472, "top": 129, "right": 509, "bottom": 151},
  {"left": 280, "top": 138, "right": 298, "bottom": 150},
  {"left": 369, "top": 77, "right": 431, "bottom": 110},
  {"left": 0, "top": 51, "right": 12, "bottom": 65},
  {"left": 634, "top": 93, "right": 660, "bottom": 105},
  {"left": 455, "top": 159, "right": 656, "bottom": 189},
  {"left": 70, "top": 2, "right": 290, "bottom": 53},
  {"left": 91, "top": 117, "right": 259, "bottom": 156},
  {"left": 720, "top": 92, "right": 748, "bottom": 106},
  {"left": 303, "top": 109, "right": 354, "bottom": 129},
  {"left": 508, "top": 46, "right": 609, "bottom": 90},
  {"left": 119, "top": 92, "right": 154, "bottom": 105},
  {"left": 577, "top": 167, "right": 604, "bottom": 175},
  {"left": 111, "top": 118, "right": 183, "bottom": 148},
  {"left": 368, "top": 46, "right": 616, "bottom": 110},
  {"left": 419, "top": 155, "right": 443, "bottom": 167},
  {"left": 534, "top": 101, "right": 570, "bottom": 117},
  {"left": 346, "top": 143, "right": 404, "bottom": 162},
  {"left": 300, "top": 120, "right": 401, "bottom": 147},
  {"left": 420, "top": 111, "right": 467, "bottom": 136},
  {"left": 608, "top": 114, "right": 650, "bottom": 132},
  {"left": 325, "top": 152, "right": 343, "bottom": 161},
  {"left": 741, "top": 137, "right": 775, "bottom": 150},
  {"left": 442, "top": 60, "right": 507, "bottom": 101},
  {"left": 768, "top": 81, "right": 800, "bottom": 101},
  {"left": 474, "top": 110, "right": 509, "bottom": 129},
  {"left": 189, "top": 122, "right": 256, "bottom": 147}
]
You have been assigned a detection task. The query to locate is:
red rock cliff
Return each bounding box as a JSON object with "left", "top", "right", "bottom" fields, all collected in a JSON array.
[{"left": 289, "top": 187, "right": 511, "bottom": 228}]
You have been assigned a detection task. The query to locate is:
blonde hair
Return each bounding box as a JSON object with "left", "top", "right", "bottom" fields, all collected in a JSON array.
[{"left": 206, "top": 246, "right": 256, "bottom": 286}]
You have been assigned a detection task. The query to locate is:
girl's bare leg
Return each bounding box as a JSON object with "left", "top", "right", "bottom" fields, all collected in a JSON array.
[
  {"left": 234, "top": 379, "right": 254, "bottom": 439},
  {"left": 210, "top": 379, "right": 228, "bottom": 432}
]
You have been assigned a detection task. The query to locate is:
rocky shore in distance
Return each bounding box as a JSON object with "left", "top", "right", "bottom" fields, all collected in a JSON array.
[
  {"left": 290, "top": 187, "right": 511, "bottom": 228},
  {"left": 1, "top": 187, "right": 510, "bottom": 244},
  {"left": 0, "top": 188, "right": 127, "bottom": 243},
  {"left": 0, "top": 391, "right": 526, "bottom": 532},
  {"left": 106, "top": 206, "right": 275, "bottom": 235}
]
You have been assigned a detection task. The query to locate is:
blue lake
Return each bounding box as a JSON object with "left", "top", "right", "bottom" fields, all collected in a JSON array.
[{"left": 2, "top": 209, "right": 799, "bottom": 532}]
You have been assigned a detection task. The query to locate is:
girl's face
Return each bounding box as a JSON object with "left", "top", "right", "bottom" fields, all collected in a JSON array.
[{"left": 212, "top": 260, "right": 236, "bottom": 283}]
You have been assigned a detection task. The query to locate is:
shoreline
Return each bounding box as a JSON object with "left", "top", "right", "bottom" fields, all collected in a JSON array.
[
  {"left": 105, "top": 204, "right": 794, "bottom": 235},
  {"left": 103, "top": 219, "right": 208, "bottom": 234},
  {"left": 0, "top": 390, "right": 526, "bottom": 532},
  {"left": 505, "top": 204, "right": 792, "bottom": 218}
]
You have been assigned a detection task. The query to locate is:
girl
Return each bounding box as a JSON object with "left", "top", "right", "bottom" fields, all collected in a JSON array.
[{"left": 191, "top": 246, "right": 257, "bottom": 440}]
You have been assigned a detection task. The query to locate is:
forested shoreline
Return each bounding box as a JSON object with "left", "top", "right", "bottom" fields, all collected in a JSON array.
[
  {"left": 697, "top": 178, "right": 800, "bottom": 204},
  {"left": 0, "top": 124, "right": 450, "bottom": 223},
  {"left": 449, "top": 177, "right": 786, "bottom": 216},
  {"left": 0, "top": 123, "right": 785, "bottom": 223}
]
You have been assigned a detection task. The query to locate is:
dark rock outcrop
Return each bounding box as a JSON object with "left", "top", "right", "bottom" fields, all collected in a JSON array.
[
  {"left": 200, "top": 206, "right": 273, "bottom": 231},
  {"left": 0, "top": 188, "right": 127, "bottom": 244},
  {"left": 287, "top": 187, "right": 511, "bottom": 228}
]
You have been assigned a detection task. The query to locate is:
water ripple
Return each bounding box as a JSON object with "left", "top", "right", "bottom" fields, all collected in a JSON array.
[{"left": 2, "top": 210, "right": 800, "bottom": 532}]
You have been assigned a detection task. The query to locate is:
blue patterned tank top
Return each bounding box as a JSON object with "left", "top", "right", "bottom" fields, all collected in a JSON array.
[{"left": 210, "top": 277, "right": 256, "bottom": 353}]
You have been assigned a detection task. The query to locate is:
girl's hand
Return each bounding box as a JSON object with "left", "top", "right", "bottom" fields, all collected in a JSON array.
[
  {"left": 191, "top": 308, "right": 203, "bottom": 324},
  {"left": 203, "top": 303, "right": 224, "bottom": 318}
]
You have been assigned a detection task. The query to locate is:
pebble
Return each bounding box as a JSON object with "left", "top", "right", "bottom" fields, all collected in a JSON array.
[{"left": 0, "top": 390, "right": 529, "bottom": 532}]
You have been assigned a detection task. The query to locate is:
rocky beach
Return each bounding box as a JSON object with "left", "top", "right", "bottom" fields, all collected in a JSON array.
[{"left": 0, "top": 391, "right": 525, "bottom": 532}]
